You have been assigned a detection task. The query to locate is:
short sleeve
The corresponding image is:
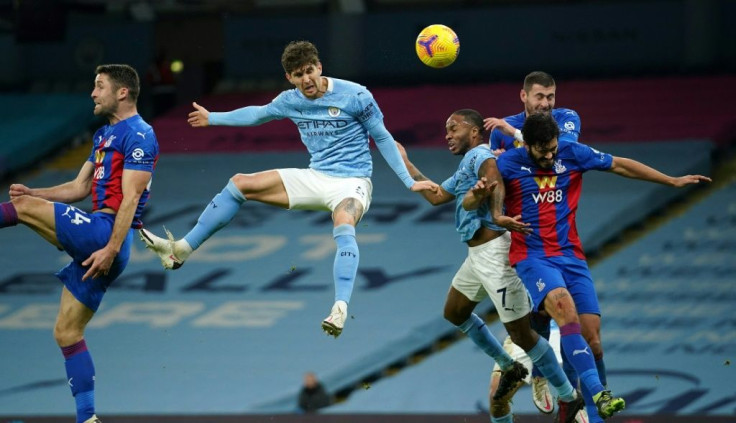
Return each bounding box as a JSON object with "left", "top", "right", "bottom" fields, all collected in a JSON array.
[
  {"left": 571, "top": 142, "right": 613, "bottom": 171},
  {"left": 123, "top": 130, "right": 158, "bottom": 172}
]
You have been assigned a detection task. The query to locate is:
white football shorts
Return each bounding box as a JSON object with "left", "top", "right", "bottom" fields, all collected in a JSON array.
[
  {"left": 277, "top": 168, "right": 373, "bottom": 213},
  {"left": 451, "top": 231, "right": 530, "bottom": 323}
]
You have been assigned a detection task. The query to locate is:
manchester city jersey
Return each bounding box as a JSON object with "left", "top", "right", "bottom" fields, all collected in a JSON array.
[
  {"left": 87, "top": 114, "right": 159, "bottom": 228},
  {"left": 441, "top": 145, "right": 505, "bottom": 242},
  {"left": 496, "top": 141, "right": 612, "bottom": 265},
  {"left": 490, "top": 108, "right": 581, "bottom": 151}
]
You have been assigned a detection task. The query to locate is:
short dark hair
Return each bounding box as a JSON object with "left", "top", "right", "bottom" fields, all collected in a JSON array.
[
  {"left": 95, "top": 64, "right": 140, "bottom": 103},
  {"left": 522, "top": 113, "right": 559, "bottom": 147},
  {"left": 281, "top": 41, "right": 320, "bottom": 74},
  {"left": 452, "top": 109, "right": 485, "bottom": 136},
  {"left": 523, "top": 71, "right": 555, "bottom": 92}
]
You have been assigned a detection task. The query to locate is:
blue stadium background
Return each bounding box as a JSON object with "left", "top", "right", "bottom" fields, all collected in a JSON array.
[{"left": 0, "top": 1, "right": 734, "bottom": 422}]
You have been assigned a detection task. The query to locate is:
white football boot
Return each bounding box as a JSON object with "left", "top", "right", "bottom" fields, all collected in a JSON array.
[{"left": 321, "top": 300, "right": 348, "bottom": 338}]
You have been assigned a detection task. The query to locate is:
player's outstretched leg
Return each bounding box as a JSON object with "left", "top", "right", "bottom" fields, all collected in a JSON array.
[
  {"left": 139, "top": 180, "right": 246, "bottom": 270},
  {"left": 139, "top": 227, "right": 185, "bottom": 269}
]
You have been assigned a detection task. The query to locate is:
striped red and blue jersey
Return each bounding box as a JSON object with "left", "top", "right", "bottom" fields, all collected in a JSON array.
[
  {"left": 87, "top": 114, "right": 159, "bottom": 229},
  {"left": 496, "top": 141, "right": 612, "bottom": 265},
  {"left": 489, "top": 108, "right": 581, "bottom": 151}
]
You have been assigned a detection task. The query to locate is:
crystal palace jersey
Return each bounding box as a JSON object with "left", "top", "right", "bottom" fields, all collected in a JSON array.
[
  {"left": 87, "top": 114, "right": 159, "bottom": 228},
  {"left": 496, "top": 141, "right": 612, "bottom": 265},
  {"left": 490, "top": 108, "right": 580, "bottom": 151}
]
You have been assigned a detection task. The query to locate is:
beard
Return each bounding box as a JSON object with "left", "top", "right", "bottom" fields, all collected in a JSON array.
[{"left": 531, "top": 154, "right": 555, "bottom": 169}]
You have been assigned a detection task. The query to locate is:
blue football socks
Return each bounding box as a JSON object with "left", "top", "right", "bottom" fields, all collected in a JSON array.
[
  {"left": 458, "top": 313, "right": 513, "bottom": 371},
  {"left": 61, "top": 339, "right": 95, "bottom": 423},
  {"left": 526, "top": 336, "right": 575, "bottom": 401},
  {"left": 333, "top": 224, "right": 359, "bottom": 303},
  {"left": 560, "top": 323, "right": 605, "bottom": 397},
  {"left": 184, "top": 180, "right": 246, "bottom": 250}
]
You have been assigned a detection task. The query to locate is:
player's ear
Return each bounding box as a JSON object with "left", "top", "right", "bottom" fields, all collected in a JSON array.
[
  {"left": 519, "top": 88, "right": 527, "bottom": 103},
  {"left": 117, "top": 86, "right": 129, "bottom": 102},
  {"left": 285, "top": 72, "right": 293, "bottom": 83}
]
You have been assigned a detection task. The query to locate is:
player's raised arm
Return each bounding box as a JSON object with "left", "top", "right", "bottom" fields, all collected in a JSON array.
[
  {"left": 395, "top": 141, "right": 452, "bottom": 205},
  {"left": 188, "top": 101, "right": 277, "bottom": 128},
  {"left": 608, "top": 156, "right": 712, "bottom": 187},
  {"left": 369, "top": 123, "right": 439, "bottom": 194}
]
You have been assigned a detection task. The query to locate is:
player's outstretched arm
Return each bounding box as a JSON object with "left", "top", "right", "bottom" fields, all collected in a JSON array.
[
  {"left": 9, "top": 161, "right": 94, "bottom": 203},
  {"left": 371, "top": 125, "right": 439, "bottom": 194},
  {"left": 395, "top": 141, "right": 451, "bottom": 205},
  {"left": 82, "top": 168, "right": 151, "bottom": 281},
  {"left": 609, "top": 157, "right": 712, "bottom": 187}
]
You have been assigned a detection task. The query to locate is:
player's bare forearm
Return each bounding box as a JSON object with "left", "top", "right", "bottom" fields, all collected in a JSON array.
[
  {"left": 462, "top": 177, "right": 493, "bottom": 210},
  {"left": 610, "top": 157, "right": 712, "bottom": 187},
  {"left": 19, "top": 162, "right": 93, "bottom": 202},
  {"left": 82, "top": 169, "right": 150, "bottom": 280}
]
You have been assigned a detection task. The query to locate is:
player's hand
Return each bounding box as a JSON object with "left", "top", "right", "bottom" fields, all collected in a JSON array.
[
  {"left": 469, "top": 176, "right": 497, "bottom": 199},
  {"left": 81, "top": 246, "right": 117, "bottom": 281},
  {"left": 671, "top": 174, "right": 712, "bottom": 188},
  {"left": 483, "top": 117, "right": 515, "bottom": 136},
  {"left": 8, "top": 184, "right": 32, "bottom": 199},
  {"left": 187, "top": 102, "right": 210, "bottom": 127},
  {"left": 491, "top": 148, "right": 506, "bottom": 157},
  {"left": 495, "top": 215, "right": 532, "bottom": 234},
  {"left": 410, "top": 180, "right": 440, "bottom": 194}
]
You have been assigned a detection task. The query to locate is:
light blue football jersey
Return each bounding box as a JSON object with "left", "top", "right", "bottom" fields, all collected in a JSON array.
[
  {"left": 209, "top": 77, "right": 414, "bottom": 188},
  {"left": 441, "top": 144, "right": 506, "bottom": 242}
]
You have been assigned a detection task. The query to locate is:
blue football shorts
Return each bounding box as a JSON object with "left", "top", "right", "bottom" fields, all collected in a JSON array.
[
  {"left": 514, "top": 255, "right": 600, "bottom": 316},
  {"left": 54, "top": 203, "right": 132, "bottom": 312}
]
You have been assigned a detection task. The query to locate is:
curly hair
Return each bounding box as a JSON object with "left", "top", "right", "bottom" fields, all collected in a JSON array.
[
  {"left": 522, "top": 113, "right": 559, "bottom": 148},
  {"left": 281, "top": 41, "right": 320, "bottom": 74}
]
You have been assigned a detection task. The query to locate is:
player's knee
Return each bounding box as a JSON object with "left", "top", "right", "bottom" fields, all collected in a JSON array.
[
  {"left": 53, "top": 321, "right": 84, "bottom": 347},
  {"left": 230, "top": 173, "right": 248, "bottom": 190},
  {"left": 10, "top": 194, "right": 32, "bottom": 214},
  {"left": 443, "top": 305, "right": 469, "bottom": 326}
]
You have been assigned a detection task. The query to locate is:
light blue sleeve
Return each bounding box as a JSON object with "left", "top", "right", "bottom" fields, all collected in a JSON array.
[
  {"left": 441, "top": 174, "right": 457, "bottom": 196},
  {"left": 208, "top": 104, "right": 278, "bottom": 126},
  {"left": 367, "top": 123, "right": 415, "bottom": 189}
]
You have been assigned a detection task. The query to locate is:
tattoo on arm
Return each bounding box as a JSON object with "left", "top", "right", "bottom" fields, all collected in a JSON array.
[
  {"left": 479, "top": 159, "right": 505, "bottom": 216},
  {"left": 412, "top": 172, "right": 428, "bottom": 182}
]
